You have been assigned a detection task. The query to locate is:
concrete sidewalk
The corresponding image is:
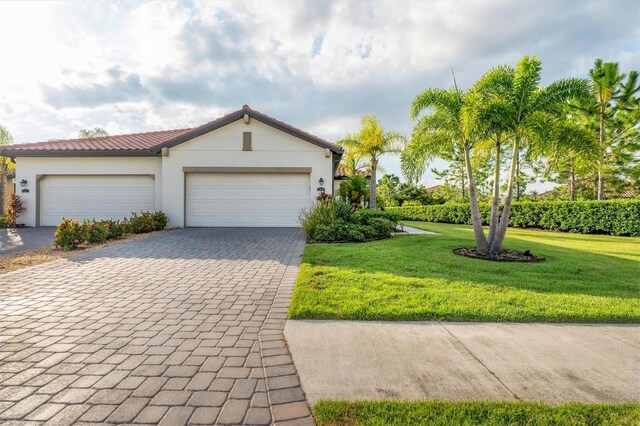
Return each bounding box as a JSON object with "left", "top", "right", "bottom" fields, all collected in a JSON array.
[{"left": 284, "top": 321, "right": 640, "bottom": 405}]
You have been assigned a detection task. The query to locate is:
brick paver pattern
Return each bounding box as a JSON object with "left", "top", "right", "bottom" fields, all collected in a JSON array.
[{"left": 0, "top": 228, "right": 314, "bottom": 425}]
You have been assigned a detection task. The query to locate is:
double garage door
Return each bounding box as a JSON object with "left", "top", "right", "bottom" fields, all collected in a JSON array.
[
  {"left": 39, "top": 173, "right": 310, "bottom": 227},
  {"left": 185, "top": 173, "right": 310, "bottom": 227}
]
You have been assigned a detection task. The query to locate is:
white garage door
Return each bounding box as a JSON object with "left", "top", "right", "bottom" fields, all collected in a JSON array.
[
  {"left": 186, "top": 173, "right": 310, "bottom": 227},
  {"left": 40, "top": 175, "right": 155, "bottom": 226}
]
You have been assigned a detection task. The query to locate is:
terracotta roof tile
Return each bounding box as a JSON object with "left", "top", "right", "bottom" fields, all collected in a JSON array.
[{"left": 1, "top": 128, "right": 192, "bottom": 154}]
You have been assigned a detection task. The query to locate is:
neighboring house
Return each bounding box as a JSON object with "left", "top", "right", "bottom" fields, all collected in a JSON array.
[
  {"left": 0, "top": 106, "right": 343, "bottom": 227},
  {"left": 535, "top": 181, "right": 638, "bottom": 200},
  {"left": 333, "top": 167, "right": 370, "bottom": 195}
]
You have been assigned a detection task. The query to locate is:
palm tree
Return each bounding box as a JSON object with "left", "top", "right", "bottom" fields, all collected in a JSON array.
[
  {"left": 529, "top": 112, "right": 598, "bottom": 201},
  {"left": 403, "top": 85, "right": 490, "bottom": 252},
  {"left": 404, "top": 56, "right": 590, "bottom": 256},
  {"left": 338, "top": 116, "right": 405, "bottom": 209},
  {"left": 475, "top": 56, "right": 590, "bottom": 253}
]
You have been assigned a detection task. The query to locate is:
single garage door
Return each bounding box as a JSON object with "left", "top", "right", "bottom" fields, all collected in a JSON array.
[
  {"left": 40, "top": 175, "right": 155, "bottom": 226},
  {"left": 186, "top": 173, "right": 310, "bottom": 227}
]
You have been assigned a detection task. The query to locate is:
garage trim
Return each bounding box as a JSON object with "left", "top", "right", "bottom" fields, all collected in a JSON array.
[
  {"left": 183, "top": 167, "right": 312, "bottom": 174},
  {"left": 35, "top": 174, "right": 155, "bottom": 227}
]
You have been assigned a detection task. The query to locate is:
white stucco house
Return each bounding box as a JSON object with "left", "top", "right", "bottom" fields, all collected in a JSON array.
[{"left": 0, "top": 106, "right": 343, "bottom": 228}]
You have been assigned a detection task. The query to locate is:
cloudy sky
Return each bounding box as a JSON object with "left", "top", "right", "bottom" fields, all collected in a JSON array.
[{"left": 1, "top": 0, "right": 638, "bottom": 188}]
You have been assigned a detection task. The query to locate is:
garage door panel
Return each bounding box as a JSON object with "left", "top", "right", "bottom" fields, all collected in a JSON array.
[
  {"left": 186, "top": 173, "right": 309, "bottom": 227},
  {"left": 40, "top": 175, "right": 155, "bottom": 226}
]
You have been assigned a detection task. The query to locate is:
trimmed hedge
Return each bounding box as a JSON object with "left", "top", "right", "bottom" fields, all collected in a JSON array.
[{"left": 387, "top": 200, "right": 640, "bottom": 237}]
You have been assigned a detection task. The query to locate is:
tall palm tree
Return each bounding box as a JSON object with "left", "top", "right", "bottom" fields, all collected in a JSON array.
[
  {"left": 403, "top": 85, "right": 490, "bottom": 252},
  {"left": 404, "top": 56, "right": 590, "bottom": 256},
  {"left": 476, "top": 56, "right": 590, "bottom": 253},
  {"left": 338, "top": 116, "right": 405, "bottom": 209}
]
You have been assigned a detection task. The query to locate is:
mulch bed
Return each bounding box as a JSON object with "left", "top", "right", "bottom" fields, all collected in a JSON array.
[
  {"left": 453, "top": 247, "right": 545, "bottom": 263},
  {"left": 0, "top": 229, "right": 171, "bottom": 275}
]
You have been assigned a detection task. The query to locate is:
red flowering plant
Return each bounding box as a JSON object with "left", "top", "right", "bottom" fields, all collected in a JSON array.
[
  {"left": 83, "top": 219, "right": 109, "bottom": 244},
  {"left": 54, "top": 218, "right": 86, "bottom": 250}
]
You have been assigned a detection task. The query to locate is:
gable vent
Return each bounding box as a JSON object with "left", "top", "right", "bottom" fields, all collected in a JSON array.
[{"left": 243, "top": 132, "right": 252, "bottom": 151}]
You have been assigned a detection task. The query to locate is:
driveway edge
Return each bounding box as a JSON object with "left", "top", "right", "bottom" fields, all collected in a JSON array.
[{"left": 258, "top": 231, "right": 315, "bottom": 425}]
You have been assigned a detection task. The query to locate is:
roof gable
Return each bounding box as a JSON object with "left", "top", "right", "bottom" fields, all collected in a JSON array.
[{"left": 150, "top": 105, "right": 342, "bottom": 154}]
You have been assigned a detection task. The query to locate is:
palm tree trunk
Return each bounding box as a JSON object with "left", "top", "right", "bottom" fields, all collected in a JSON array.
[
  {"left": 490, "top": 137, "right": 519, "bottom": 254},
  {"left": 569, "top": 166, "right": 576, "bottom": 201},
  {"left": 597, "top": 108, "right": 605, "bottom": 200},
  {"left": 461, "top": 163, "right": 466, "bottom": 201},
  {"left": 488, "top": 141, "right": 501, "bottom": 245},
  {"left": 463, "top": 145, "right": 489, "bottom": 252},
  {"left": 369, "top": 158, "right": 377, "bottom": 209},
  {"left": 515, "top": 150, "right": 520, "bottom": 202}
]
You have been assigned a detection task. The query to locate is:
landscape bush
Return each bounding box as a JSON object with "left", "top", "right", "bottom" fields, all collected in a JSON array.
[
  {"left": 102, "top": 219, "right": 129, "bottom": 239},
  {"left": 54, "top": 218, "right": 86, "bottom": 250},
  {"left": 54, "top": 211, "right": 168, "bottom": 250},
  {"left": 6, "top": 194, "right": 25, "bottom": 227},
  {"left": 128, "top": 211, "right": 167, "bottom": 234},
  {"left": 0, "top": 214, "right": 8, "bottom": 228},
  {"left": 83, "top": 219, "right": 110, "bottom": 244},
  {"left": 387, "top": 199, "right": 640, "bottom": 237},
  {"left": 300, "top": 199, "right": 399, "bottom": 242}
]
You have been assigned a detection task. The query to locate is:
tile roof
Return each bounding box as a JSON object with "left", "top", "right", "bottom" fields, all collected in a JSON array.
[
  {"left": 1, "top": 128, "right": 192, "bottom": 155},
  {"left": 0, "top": 105, "right": 342, "bottom": 157},
  {"left": 334, "top": 167, "right": 370, "bottom": 178}
]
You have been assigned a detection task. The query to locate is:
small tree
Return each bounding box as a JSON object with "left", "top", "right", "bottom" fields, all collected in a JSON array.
[
  {"left": 338, "top": 174, "right": 369, "bottom": 208},
  {"left": 78, "top": 127, "right": 109, "bottom": 138},
  {"left": 338, "top": 116, "right": 405, "bottom": 209}
]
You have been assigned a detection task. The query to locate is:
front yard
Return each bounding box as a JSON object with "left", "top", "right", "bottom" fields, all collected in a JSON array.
[
  {"left": 313, "top": 400, "right": 640, "bottom": 426},
  {"left": 289, "top": 222, "right": 640, "bottom": 323}
]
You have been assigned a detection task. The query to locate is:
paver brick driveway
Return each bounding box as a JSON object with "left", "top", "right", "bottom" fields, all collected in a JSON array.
[{"left": 0, "top": 228, "right": 313, "bottom": 425}]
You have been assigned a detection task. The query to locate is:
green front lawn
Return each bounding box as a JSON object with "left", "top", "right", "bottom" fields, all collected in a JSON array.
[
  {"left": 289, "top": 222, "right": 640, "bottom": 322},
  {"left": 313, "top": 400, "right": 640, "bottom": 426}
]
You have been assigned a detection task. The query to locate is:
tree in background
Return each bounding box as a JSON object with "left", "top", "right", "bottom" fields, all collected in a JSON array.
[
  {"left": 376, "top": 174, "right": 401, "bottom": 207},
  {"left": 572, "top": 60, "right": 639, "bottom": 200},
  {"left": 0, "top": 125, "right": 15, "bottom": 213},
  {"left": 338, "top": 116, "right": 405, "bottom": 209},
  {"left": 78, "top": 127, "right": 109, "bottom": 138},
  {"left": 531, "top": 112, "right": 598, "bottom": 201}
]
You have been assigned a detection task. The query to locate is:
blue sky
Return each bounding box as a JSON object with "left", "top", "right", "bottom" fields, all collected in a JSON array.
[{"left": 1, "top": 0, "right": 638, "bottom": 190}]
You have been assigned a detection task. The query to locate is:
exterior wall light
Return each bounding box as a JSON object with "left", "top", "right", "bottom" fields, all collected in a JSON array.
[
  {"left": 20, "top": 179, "right": 27, "bottom": 187},
  {"left": 318, "top": 177, "right": 324, "bottom": 186}
]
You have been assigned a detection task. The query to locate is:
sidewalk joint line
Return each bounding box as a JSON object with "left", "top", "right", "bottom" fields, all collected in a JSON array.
[{"left": 438, "top": 322, "right": 521, "bottom": 401}]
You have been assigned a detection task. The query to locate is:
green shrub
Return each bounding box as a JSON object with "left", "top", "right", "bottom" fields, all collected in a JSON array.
[
  {"left": 300, "top": 199, "right": 399, "bottom": 243},
  {"left": 0, "top": 214, "right": 8, "bottom": 228},
  {"left": 388, "top": 200, "right": 640, "bottom": 237},
  {"left": 352, "top": 209, "right": 401, "bottom": 225},
  {"left": 102, "top": 219, "right": 128, "bottom": 239},
  {"left": 129, "top": 211, "right": 157, "bottom": 233},
  {"left": 54, "top": 218, "right": 86, "bottom": 250},
  {"left": 83, "top": 219, "right": 110, "bottom": 244},
  {"left": 151, "top": 211, "right": 168, "bottom": 230},
  {"left": 300, "top": 198, "right": 353, "bottom": 238}
]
